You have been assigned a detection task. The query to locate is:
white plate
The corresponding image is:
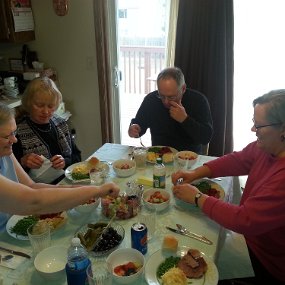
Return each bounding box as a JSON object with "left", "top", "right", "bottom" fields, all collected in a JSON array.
[
  {"left": 174, "top": 179, "right": 225, "bottom": 211},
  {"left": 6, "top": 215, "right": 30, "bottom": 240},
  {"left": 65, "top": 161, "right": 109, "bottom": 183},
  {"left": 146, "top": 146, "right": 178, "bottom": 164},
  {"left": 145, "top": 246, "right": 218, "bottom": 285},
  {"left": 6, "top": 213, "right": 67, "bottom": 240},
  {"left": 192, "top": 179, "right": 225, "bottom": 200}
]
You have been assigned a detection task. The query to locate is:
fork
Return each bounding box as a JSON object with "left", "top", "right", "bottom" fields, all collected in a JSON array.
[
  {"left": 139, "top": 136, "right": 146, "bottom": 148},
  {"left": 176, "top": 224, "right": 213, "bottom": 245}
]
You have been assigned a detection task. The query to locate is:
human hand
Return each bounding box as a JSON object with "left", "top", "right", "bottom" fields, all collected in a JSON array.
[
  {"left": 169, "top": 100, "right": 188, "bottom": 123},
  {"left": 21, "top": 153, "right": 44, "bottom": 169},
  {"left": 172, "top": 183, "right": 199, "bottom": 204},
  {"left": 99, "top": 182, "right": 120, "bottom": 198},
  {"left": 171, "top": 169, "right": 196, "bottom": 185},
  {"left": 128, "top": 124, "right": 141, "bottom": 138},
  {"left": 50, "top": 155, "right": 65, "bottom": 169}
]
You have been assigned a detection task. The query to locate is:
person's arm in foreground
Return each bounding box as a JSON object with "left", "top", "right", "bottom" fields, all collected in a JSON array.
[{"left": 0, "top": 154, "right": 119, "bottom": 215}]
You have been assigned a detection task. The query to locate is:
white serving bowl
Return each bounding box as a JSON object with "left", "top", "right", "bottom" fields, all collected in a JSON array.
[
  {"left": 113, "top": 159, "right": 136, "bottom": 178},
  {"left": 34, "top": 245, "right": 68, "bottom": 280},
  {"left": 142, "top": 188, "right": 170, "bottom": 212},
  {"left": 106, "top": 248, "right": 145, "bottom": 284},
  {"left": 175, "top": 150, "right": 198, "bottom": 169},
  {"left": 74, "top": 198, "right": 100, "bottom": 214}
]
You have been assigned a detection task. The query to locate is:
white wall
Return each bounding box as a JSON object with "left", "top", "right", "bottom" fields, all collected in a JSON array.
[
  {"left": 30, "top": 0, "right": 102, "bottom": 159},
  {"left": 0, "top": 0, "right": 102, "bottom": 159}
]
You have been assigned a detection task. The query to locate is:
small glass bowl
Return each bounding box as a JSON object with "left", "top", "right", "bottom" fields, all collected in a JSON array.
[{"left": 75, "top": 221, "right": 125, "bottom": 257}]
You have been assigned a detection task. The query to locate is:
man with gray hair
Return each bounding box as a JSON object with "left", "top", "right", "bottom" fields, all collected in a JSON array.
[{"left": 128, "top": 67, "right": 213, "bottom": 153}]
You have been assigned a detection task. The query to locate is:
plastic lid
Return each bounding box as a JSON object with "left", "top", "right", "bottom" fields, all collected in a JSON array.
[
  {"left": 156, "top": 157, "right": 162, "bottom": 163},
  {"left": 71, "top": 237, "right": 81, "bottom": 246}
]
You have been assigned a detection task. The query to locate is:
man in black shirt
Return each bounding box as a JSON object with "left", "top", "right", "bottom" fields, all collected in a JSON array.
[{"left": 128, "top": 67, "right": 213, "bottom": 153}]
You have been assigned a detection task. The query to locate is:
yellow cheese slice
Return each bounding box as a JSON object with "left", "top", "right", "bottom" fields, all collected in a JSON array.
[{"left": 137, "top": 176, "right": 153, "bottom": 186}]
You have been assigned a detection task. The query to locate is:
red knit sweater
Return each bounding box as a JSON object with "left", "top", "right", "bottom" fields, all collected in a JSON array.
[{"left": 204, "top": 142, "right": 285, "bottom": 281}]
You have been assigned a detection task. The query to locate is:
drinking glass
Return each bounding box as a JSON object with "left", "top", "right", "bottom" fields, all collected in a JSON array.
[
  {"left": 133, "top": 147, "right": 147, "bottom": 169},
  {"left": 27, "top": 222, "right": 51, "bottom": 256},
  {"left": 89, "top": 169, "right": 104, "bottom": 185},
  {"left": 86, "top": 262, "right": 112, "bottom": 285},
  {"left": 138, "top": 207, "right": 156, "bottom": 240}
]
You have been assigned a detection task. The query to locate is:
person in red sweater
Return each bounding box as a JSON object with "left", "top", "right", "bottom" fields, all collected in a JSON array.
[{"left": 172, "top": 89, "right": 285, "bottom": 284}]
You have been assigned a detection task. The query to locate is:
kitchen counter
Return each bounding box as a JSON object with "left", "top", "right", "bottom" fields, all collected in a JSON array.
[{"left": 0, "top": 95, "right": 22, "bottom": 108}]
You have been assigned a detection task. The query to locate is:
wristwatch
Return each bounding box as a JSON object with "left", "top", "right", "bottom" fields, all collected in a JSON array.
[{"left": 195, "top": 192, "right": 202, "bottom": 207}]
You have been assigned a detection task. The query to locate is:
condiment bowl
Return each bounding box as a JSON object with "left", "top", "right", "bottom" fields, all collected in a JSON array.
[
  {"left": 142, "top": 188, "right": 170, "bottom": 212},
  {"left": 175, "top": 150, "right": 198, "bottom": 169},
  {"left": 34, "top": 245, "right": 68, "bottom": 280},
  {"left": 113, "top": 159, "right": 136, "bottom": 177},
  {"left": 106, "top": 248, "right": 145, "bottom": 284},
  {"left": 74, "top": 198, "right": 100, "bottom": 214}
]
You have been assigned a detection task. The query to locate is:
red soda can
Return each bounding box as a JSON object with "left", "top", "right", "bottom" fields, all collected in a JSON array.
[{"left": 131, "top": 222, "right": 147, "bottom": 255}]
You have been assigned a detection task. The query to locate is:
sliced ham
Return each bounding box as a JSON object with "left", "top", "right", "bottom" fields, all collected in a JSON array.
[{"left": 177, "top": 249, "right": 208, "bottom": 279}]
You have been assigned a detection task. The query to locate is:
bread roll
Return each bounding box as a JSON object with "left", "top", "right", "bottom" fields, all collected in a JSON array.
[
  {"left": 162, "top": 235, "right": 178, "bottom": 252},
  {"left": 87, "top": 157, "right": 99, "bottom": 169}
]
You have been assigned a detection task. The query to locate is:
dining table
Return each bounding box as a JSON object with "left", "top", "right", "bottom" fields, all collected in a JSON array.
[{"left": 0, "top": 143, "right": 254, "bottom": 285}]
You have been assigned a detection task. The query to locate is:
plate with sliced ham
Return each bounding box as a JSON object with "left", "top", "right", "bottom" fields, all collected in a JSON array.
[{"left": 145, "top": 246, "right": 218, "bottom": 285}]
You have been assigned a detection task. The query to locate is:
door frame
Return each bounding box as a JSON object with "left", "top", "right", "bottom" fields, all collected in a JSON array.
[{"left": 105, "top": 0, "right": 121, "bottom": 144}]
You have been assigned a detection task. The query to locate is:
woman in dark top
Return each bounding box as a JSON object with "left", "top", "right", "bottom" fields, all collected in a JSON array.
[{"left": 13, "top": 77, "right": 80, "bottom": 184}]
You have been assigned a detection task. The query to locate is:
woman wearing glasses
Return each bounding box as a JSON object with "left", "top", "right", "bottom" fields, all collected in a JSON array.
[
  {"left": 128, "top": 67, "right": 213, "bottom": 153},
  {"left": 0, "top": 103, "right": 119, "bottom": 232},
  {"left": 172, "top": 89, "right": 285, "bottom": 284}
]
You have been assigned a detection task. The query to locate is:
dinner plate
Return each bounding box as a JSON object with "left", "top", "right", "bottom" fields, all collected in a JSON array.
[
  {"left": 174, "top": 179, "right": 225, "bottom": 211},
  {"left": 145, "top": 246, "right": 218, "bottom": 285},
  {"left": 192, "top": 178, "right": 225, "bottom": 200},
  {"left": 146, "top": 146, "right": 178, "bottom": 164},
  {"left": 6, "top": 212, "right": 67, "bottom": 240},
  {"left": 65, "top": 161, "right": 109, "bottom": 183}
]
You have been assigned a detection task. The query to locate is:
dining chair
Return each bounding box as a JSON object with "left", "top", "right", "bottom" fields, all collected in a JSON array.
[{"left": 201, "top": 143, "right": 209, "bottom": 155}]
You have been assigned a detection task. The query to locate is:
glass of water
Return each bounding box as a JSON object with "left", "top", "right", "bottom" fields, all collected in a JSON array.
[{"left": 89, "top": 169, "right": 104, "bottom": 185}]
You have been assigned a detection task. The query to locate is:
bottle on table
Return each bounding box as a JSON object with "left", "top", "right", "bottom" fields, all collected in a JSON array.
[
  {"left": 153, "top": 157, "right": 166, "bottom": 188},
  {"left": 65, "top": 237, "right": 91, "bottom": 285}
]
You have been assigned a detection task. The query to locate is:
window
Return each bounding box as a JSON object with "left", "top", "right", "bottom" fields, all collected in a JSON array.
[{"left": 234, "top": 0, "right": 285, "bottom": 151}]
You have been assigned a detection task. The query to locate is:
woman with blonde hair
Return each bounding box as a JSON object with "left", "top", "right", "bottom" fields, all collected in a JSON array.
[{"left": 13, "top": 77, "right": 80, "bottom": 184}]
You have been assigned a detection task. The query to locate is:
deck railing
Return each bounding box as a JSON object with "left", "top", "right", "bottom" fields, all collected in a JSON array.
[{"left": 119, "top": 46, "right": 165, "bottom": 94}]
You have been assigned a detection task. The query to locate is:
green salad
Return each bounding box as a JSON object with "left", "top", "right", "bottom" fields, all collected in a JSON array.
[{"left": 10, "top": 215, "right": 39, "bottom": 236}]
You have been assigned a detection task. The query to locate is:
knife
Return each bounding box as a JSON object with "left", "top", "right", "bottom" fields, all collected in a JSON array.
[
  {"left": 0, "top": 246, "right": 31, "bottom": 259},
  {"left": 166, "top": 226, "right": 213, "bottom": 245}
]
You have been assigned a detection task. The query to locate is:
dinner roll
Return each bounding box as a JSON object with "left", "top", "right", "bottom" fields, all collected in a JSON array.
[{"left": 162, "top": 234, "right": 178, "bottom": 252}]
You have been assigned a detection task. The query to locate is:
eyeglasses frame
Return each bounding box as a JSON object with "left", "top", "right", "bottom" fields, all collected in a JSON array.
[
  {"left": 252, "top": 119, "right": 282, "bottom": 130},
  {"left": 0, "top": 130, "right": 18, "bottom": 140},
  {"left": 156, "top": 87, "right": 184, "bottom": 101}
]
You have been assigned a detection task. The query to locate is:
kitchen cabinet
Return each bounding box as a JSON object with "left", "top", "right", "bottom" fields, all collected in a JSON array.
[{"left": 0, "top": 0, "right": 35, "bottom": 43}]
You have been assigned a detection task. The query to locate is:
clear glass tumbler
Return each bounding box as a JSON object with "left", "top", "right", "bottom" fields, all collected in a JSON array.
[
  {"left": 27, "top": 222, "right": 51, "bottom": 256},
  {"left": 86, "top": 261, "right": 112, "bottom": 285}
]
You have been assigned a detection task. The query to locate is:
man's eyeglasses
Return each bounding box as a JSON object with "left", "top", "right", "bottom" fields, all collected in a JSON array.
[
  {"left": 156, "top": 90, "right": 182, "bottom": 101},
  {"left": 252, "top": 119, "right": 281, "bottom": 130},
  {"left": 0, "top": 130, "right": 17, "bottom": 140}
]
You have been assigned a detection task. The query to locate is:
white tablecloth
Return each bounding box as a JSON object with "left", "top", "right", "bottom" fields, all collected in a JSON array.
[{"left": 0, "top": 143, "right": 254, "bottom": 284}]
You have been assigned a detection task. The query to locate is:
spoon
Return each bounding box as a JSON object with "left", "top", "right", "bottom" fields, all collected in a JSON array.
[{"left": 0, "top": 254, "right": 14, "bottom": 262}]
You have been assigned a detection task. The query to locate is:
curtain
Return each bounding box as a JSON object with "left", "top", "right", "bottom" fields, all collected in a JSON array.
[
  {"left": 93, "top": 0, "right": 114, "bottom": 143},
  {"left": 166, "top": 0, "right": 179, "bottom": 67},
  {"left": 174, "top": 0, "right": 234, "bottom": 156}
]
